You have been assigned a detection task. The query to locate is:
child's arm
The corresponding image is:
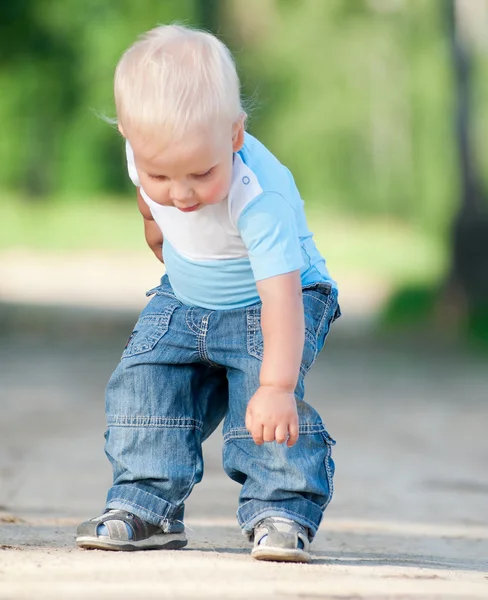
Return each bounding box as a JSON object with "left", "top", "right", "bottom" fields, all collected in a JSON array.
[
  {"left": 245, "top": 270, "right": 304, "bottom": 447},
  {"left": 137, "top": 188, "right": 164, "bottom": 263}
]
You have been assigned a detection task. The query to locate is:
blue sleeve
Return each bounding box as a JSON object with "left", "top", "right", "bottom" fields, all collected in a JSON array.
[{"left": 237, "top": 192, "right": 303, "bottom": 281}]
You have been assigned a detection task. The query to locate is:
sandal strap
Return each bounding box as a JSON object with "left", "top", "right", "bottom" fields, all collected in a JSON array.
[
  {"left": 104, "top": 518, "right": 131, "bottom": 541},
  {"left": 254, "top": 518, "right": 309, "bottom": 550},
  {"left": 77, "top": 509, "right": 161, "bottom": 541}
]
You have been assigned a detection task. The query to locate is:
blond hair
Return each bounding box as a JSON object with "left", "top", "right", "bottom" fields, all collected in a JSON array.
[{"left": 114, "top": 24, "right": 244, "bottom": 143}]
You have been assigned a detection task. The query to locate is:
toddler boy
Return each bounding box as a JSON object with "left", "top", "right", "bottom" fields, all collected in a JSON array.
[{"left": 77, "top": 24, "right": 340, "bottom": 563}]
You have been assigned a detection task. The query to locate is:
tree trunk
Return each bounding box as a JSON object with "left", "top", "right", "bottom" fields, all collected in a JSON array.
[
  {"left": 196, "top": 0, "right": 221, "bottom": 33},
  {"left": 444, "top": 0, "right": 488, "bottom": 337}
]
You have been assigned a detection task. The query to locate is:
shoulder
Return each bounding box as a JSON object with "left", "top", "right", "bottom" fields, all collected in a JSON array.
[
  {"left": 229, "top": 133, "right": 301, "bottom": 224},
  {"left": 237, "top": 133, "right": 285, "bottom": 188}
]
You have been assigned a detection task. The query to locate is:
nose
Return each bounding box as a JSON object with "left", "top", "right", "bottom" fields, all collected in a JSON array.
[{"left": 170, "top": 181, "right": 193, "bottom": 203}]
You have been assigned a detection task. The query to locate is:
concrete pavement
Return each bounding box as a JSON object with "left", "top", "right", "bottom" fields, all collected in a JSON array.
[{"left": 0, "top": 298, "right": 487, "bottom": 598}]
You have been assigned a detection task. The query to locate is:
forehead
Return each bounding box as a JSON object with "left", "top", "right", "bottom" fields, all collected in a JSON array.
[{"left": 129, "top": 127, "right": 230, "bottom": 175}]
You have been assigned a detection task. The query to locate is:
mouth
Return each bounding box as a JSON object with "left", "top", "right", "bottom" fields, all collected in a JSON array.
[{"left": 177, "top": 204, "right": 200, "bottom": 213}]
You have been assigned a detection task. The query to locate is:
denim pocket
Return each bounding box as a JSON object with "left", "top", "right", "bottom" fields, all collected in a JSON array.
[
  {"left": 301, "top": 287, "right": 337, "bottom": 374},
  {"left": 321, "top": 429, "right": 336, "bottom": 510},
  {"left": 246, "top": 303, "right": 319, "bottom": 364},
  {"left": 122, "top": 302, "right": 179, "bottom": 358},
  {"left": 246, "top": 304, "right": 263, "bottom": 360},
  {"left": 245, "top": 287, "right": 337, "bottom": 371},
  {"left": 301, "top": 287, "right": 338, "bottom": 372}
]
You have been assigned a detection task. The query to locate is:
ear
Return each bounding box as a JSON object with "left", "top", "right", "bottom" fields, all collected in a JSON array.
[{"left": 232, "top": 113, "right": 246, "bottom": 152}]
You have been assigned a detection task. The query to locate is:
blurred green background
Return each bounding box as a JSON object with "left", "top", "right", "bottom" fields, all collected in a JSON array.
[{"left": 1, "top": 0, "right": 487, "bottom": 343}]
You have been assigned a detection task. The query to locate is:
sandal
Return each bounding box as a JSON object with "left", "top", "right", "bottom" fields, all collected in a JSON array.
[
  {"left": 251, "top": 517, "right": 311, "bottom": 563},
  {"left": 76, "top": 509, "right": 187, "bottom": 551}
]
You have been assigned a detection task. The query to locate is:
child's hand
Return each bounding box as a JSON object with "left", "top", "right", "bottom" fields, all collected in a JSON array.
[{"left": 245, "top": 385, "right": 299, "bottom": 447}]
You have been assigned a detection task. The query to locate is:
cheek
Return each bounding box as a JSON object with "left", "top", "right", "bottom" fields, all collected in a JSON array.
[
  {"left": 199, "top": 173, "right": 232, "bottom": 204},
  {"left": 141, "top": 178, "right": 170, "bottom": 204}
]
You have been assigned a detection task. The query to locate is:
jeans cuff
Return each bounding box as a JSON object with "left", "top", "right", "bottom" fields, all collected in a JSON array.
[
  {"left": 106, "top": 485, "right": 181, "bottom": 530},
  {"left": 237, "top": 498, "right": 324, "bottom": 541}
]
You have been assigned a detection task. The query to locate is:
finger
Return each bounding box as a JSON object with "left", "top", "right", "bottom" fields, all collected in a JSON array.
[
  {"left": 287, "top": 420, "right": 299, "bottom": 447},
  {"left": 245, "top": 407, "right": 252, "bottom": 433},
  {"left": 263, "top": 425, "right": 275, "bottom": 443},
  {"left": 252, "top": 424, "right": 264, "bottom": 446},
  {"left": 275, "top": 424, "right": 289, "bottom": 445}
]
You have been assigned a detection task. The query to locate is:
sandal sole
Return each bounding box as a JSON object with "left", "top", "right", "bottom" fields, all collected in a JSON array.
[
  {"left": 76, "top": 534, "right": 187, "bottom": 552},
  {"left": 251, "top": 547, "right": 311, "bottom": 563}
]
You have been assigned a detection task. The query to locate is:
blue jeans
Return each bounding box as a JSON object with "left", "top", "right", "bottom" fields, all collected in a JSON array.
[{"left": 104, "top": 275, "right": 339, "bottom": 539}]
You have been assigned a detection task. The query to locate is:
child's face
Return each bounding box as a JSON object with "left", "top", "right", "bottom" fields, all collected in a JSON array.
[{"left": 127, "top": 121, "right": 244, "bottom": 212}]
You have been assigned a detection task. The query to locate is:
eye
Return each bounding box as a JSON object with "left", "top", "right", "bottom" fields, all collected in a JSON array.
[
  {"left": 193, "top": 168, "right": 214, "bottom": 180},
  {"left": 149, "top": 174, "right": 168, "bottom": 181}
]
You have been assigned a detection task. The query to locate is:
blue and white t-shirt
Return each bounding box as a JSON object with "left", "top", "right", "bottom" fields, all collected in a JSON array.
[{"left": 126, "top": 133, "right": 335, "bottom": 310}]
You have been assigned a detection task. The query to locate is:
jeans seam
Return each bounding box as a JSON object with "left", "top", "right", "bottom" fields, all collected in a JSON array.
[
  {"left": 177, "top": 456, "right": 199, "bottom": 509},
  {"left": 223, "top": 430, "right": 253, "bottom": 442},
  {"left": 302, "top": 289, "right": 333, "bottom": 310},
  {"left": 299, "top": 292, "right": 335, "bottom": 376},
  {"left": 246, "top": 305, "right": 263, "bottom": 360},
  {"left": 107, "top": 416, "right": 203, "bottom": 430},
  {"left": 122, "top": 304, "right": 178, "bottom": 358},
  {"left": 239, "top": 504, "right": 320, "bottom": 532},
  {"left": 185, "top": 308, "right": 199, "bottom": 335},
  {"left": 316, "top": 292, "right": 335, "bottom": 337},
  {"left": 321, "top": 436, "right": 334, "bottom": 511},
  {"left": 154, "top": 291, "right": 178, "bottom": 301},
  {"left": 198, "top": 313, "right": 220, "bottom": 367},
  {"left": 223, "top": 424, "right": 326, "bottom": 443},
  {"left": 107, "top": 497, "right": 173, "bottom": 522}
]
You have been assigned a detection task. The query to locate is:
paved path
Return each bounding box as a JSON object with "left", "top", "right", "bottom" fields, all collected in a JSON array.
[
  {"left": 0, "top": 308, "right": 487, "bottom": 599},
  {"left": 0, "top": 248, "right": 390, "bottom": 317}
]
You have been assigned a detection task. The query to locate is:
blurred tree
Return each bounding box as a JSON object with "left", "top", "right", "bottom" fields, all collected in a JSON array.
[
  {"left": 195, "top": 0, "right": 220, "bottom": 33},
  {"left": 444, "top": 0, "right": 488, "bottom": 341},
  {"left": 0, "top": 0, "right": 198, "bottom": 199},
  {"left": 0, "top": 0, "right": 78, "bottom": 197}
]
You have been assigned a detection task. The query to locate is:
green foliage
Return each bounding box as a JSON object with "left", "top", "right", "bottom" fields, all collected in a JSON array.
[
  {"left": 0, "top": 0, "right": 197, "bottom": 196},
  {"left": 237, "top": 0, "right": 457, "bottom": 235},
  {"left": 382, "top": 284, "right": 438, "bottom": 327},
  {"left": 0, "top": 194, "right": 445, "bottom": 290},
  {"left": 0, "top": 0, "right": 464, "bottom": 235},
  {"left": 0, "top": 1, "right": 486, "bottom": 302},
  {"left": 468, "top": 305, "right": 488, "bottom": 347},
  {"left": 0, "top": 193, "right": 144, "bottom": 251},
  {"left": 382, "top": 282, "right": 488, "bottom": 349}
]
